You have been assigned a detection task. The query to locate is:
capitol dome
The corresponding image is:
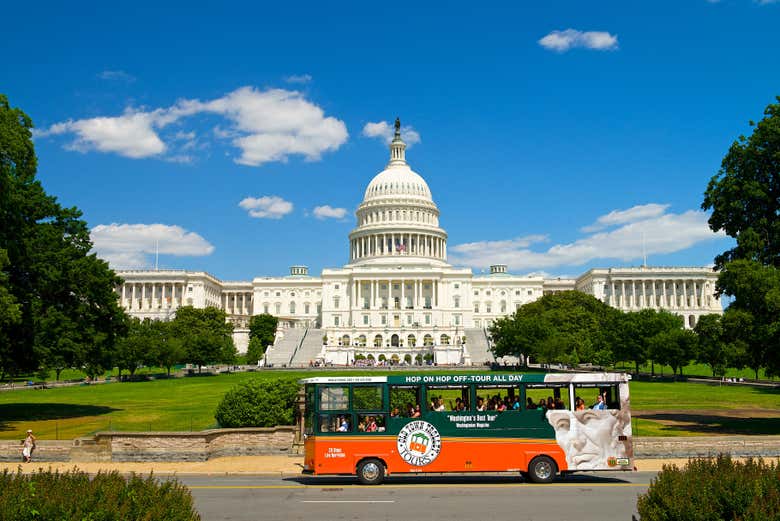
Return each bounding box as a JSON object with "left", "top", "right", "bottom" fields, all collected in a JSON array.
[{"left": 348, "top": 119, "right": 448, "bottom": 266}]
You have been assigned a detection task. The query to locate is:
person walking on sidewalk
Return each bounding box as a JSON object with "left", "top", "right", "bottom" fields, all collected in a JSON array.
[{"left": 21, "top": 429, "right": 36, "bottom": 463}]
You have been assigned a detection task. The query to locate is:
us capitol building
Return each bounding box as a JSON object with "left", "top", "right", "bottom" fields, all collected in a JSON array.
[{"left": 116, "top": 121, "right": 722, "bottom": 366}]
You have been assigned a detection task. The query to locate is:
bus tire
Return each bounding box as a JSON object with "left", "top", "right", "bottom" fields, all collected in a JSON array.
[
  {"left": 357, "top": 458, "right": 385, "bottom": 485},
  {"left": 527, "top": 456, "right": 557, "bottom": 484}
]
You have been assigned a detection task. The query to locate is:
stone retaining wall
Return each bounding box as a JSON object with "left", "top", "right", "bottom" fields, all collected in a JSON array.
[
  {"left": 2, "top": 432, "right": 778, "bottom": 463},
  {"left": 0, "top": 427, "right": 295, "bottom": 462},
  {"left": 634, "top": 436, "right": 780, "bottom": 459}
]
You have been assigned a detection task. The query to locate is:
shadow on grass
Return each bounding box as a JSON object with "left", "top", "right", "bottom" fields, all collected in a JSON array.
[
  {"left": 634, "top": 412, "right": 780, "bottom": 435},
  {"left": 0, "top": 403, "right": 120, "bottom": 432}
]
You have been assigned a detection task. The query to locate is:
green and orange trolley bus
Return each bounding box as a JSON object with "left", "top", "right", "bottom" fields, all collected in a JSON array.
[{"left": 301, "top": 372, "right": 633, "bottom": 484}]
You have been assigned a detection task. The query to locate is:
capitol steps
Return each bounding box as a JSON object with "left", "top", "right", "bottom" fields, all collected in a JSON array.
[
  {"left": 464, "top": 328, "right": 495, "bottom": 365},
  {"left": 290, "top": 328, "right": 326, "bottom": 367},
  {"left": 264, "top": 328, "right": 305, "bottom": 367}
]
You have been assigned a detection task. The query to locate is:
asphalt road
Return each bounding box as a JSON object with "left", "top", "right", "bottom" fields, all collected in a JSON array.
[{"left": 182, "top": 472, "right": 653, "bottom": 521}]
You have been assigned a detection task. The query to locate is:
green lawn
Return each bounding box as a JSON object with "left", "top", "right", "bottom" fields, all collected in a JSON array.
[{"left": 0, "top": 370, "right": 777, "bottom": 440}]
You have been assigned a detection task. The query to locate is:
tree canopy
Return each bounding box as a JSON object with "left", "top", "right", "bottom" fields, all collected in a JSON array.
[
  {"left": 702, "top": 96, "right": 780, "bottom": 377},
  {"left": 703, "top": 96, "right": 780, "bottom": 269},
  {"left": 0, "top": 94, "right": 127, "bottom": 379},
  {"left": 490, "top": 291, "right": 622, "bottom": 367},
  {"left": 170, "top": 306, "right": 236, "bottom": 370}
]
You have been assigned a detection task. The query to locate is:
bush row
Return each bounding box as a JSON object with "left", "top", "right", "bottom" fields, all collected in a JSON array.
[
  {"left": 0, "top": 469, "right": 199, "bottom": 521},
  {"left": 637, "top": 455, "right": 780, "bottom": 521},
  {"left": 214, "top": 377, "right": 299, "bottom": 428}
]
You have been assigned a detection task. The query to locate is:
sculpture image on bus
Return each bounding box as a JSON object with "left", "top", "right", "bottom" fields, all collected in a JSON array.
[{"left": 301, "top": 372, "right": 633, "bottom": 484}]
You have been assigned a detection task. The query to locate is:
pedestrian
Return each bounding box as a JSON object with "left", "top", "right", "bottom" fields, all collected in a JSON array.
[{"left": 21, "top": 429, "right": 36, "bottom": 463}]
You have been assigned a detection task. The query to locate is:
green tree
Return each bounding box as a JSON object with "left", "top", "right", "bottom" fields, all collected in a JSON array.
[
  {"left": 702, "top": 96, "right": 780, "bottom": 270},
  {"left": 114, "top": 318, "right": 155, "bottom": 377},
  {"left": 694, "top": 314, "right": 728, "bottom": 376},
  {"left": 0, "top": 250, "right": 21, "bottom": 380},
  {"left": 717, "top": 260, "right": 780, "bottom": 376},
  {"left": 245, "top": 336, "right": 265, "bottom": 365},
  {"left": 171, "top": 306, "right": 235, "bottom": 371},
  {"left": 248, "top": 313, "right": 278, "bottom": 347},
  {"left": 648, "top": 328, "right": 699, "bottom": 377},
  {"left": 0, "top": 94, "right": 127, "bottom": 379},
  {"left": 615, "top": 309, "right": 684, "bottom": 374},
  {"left": 149, "top": 320, "right": 185, "bottom": 377},
  {"left": 490, "top": 291, "right": 621, "bottom": 366}
]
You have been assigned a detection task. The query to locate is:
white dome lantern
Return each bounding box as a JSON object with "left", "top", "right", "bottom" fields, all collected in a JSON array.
[{"left": 348, "top": 118, "right": 448, "bottom": 266}]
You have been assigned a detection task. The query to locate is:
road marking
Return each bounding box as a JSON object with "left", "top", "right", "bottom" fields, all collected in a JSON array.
[
  {"left": 188, "top": 483, "right": 649, "bottom": 490},
  {"left": 302, "top": 500, "right": 395, "bottom": 503}
]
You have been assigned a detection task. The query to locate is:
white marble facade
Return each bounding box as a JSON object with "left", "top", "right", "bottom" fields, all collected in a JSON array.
[{"left": 116, "top": 121, "right": 722, "bottom": 360}]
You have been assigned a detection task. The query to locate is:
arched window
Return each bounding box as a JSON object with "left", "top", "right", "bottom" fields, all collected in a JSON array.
[
  {"left": 440, "top": 334, "right": 450, "bottom": 345},
  {"left": 407, "top": 334, "right": 416, "bottom": 347},
  {"left": 290, "top": 301, "right": 296, "bottom": 314},
  {"left": 341, "top": 334, "right": 350, "bottom": 346},
  {"left": 423, "top": 334, "right": 433, "bottom": 346},
  {"left": 358, "top": 335, "right": 367, "bottom": 347},
  {"left": 500, "top": 300, "right": 506, "bottom": 313},
  {"left": 374, "top": 334, "right": 383, "bottom": 347}
]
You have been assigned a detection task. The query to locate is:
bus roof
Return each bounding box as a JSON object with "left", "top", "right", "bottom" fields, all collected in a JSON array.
[{"left": 298, "top": 372, "right": 630, "bottom": 385}]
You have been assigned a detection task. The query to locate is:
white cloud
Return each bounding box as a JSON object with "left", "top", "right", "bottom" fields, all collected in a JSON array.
[
  {"left": 538, "top": 29, "right": 619, "bottom": 52},
  {"left": 39, "top": 87, "right": 348, "bottom": 166},
  {"left": 97, "top": 70, "right": 135, "bottom": 82},
  {"left": 449, "top": 206, "right": 726, "bottom": 271},
  {"left": 312, "top": 205, "right": 348, "bottom": 220},
  {"left": 581, "top": 203, "right": 670, "bottom": 232},
  {"left": 40, "top": 111, "right": 167, "bottom": 158},
  {"left": 239, "top": 196, "right": 294, "bottom": 219},
  {"left": 362, "top": 121, "right": 421, "bottom": 147},
  {"left": 285, "top": 74, "right": 312, "bottom": 84},
  {"left": 90, "top": 223, "right": 214, "bottom": 269}
]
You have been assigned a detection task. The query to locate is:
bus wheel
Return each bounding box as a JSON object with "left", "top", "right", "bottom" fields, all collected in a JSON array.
[
  {"left": 527, "top": 456, "right": 557, "bottom": 484},
  {"left": 357, "top": 458, "right": 385, "bottom": 485}
]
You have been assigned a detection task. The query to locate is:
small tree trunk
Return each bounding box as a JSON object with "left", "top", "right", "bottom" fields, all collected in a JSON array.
[{"left": 651, "top": 360, "right": 655, "bottom": 376}]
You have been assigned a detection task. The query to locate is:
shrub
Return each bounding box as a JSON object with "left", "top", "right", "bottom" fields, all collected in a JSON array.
[
  {"left": 214, "top": 377, "right": 299, "bottom": 427},
  {"left": 0, "top": 469, "right": 198, "bottom": 520},
  {"left": 637, "top": 455, "right": 780, "bottom": 521}
]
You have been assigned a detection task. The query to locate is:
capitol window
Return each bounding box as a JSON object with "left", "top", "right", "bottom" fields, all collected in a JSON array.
[
  {"left": 381, "top": 315, "right": 386, "bottom": 325},
  {"left": 276, "top": 291, "right": 280, "bottom": 297},
  {"left": 304, "top": 303, "right": 310, "bottom": 314},
  {"left": 425, "top": 314, "right": 431, "bottom": 325},
  {"left": 334, "top": 297, "right": 340, "bottom": 308},
  {"left": 486, "top": 303, "right": 492, "bottom": 313},
  {"left": 515, "top": 290, "right": 521, "bottom": 296},
  {"left": 334, "top": 316, "right": 340, "bottom": 326},
  {"left": 454, "top": 283, "right": 460, "bottom": 289},
  {"left": 275, "top": 303, "right": 281, "bottom": 314},
  {"left": 454, "top": 296, "right": 460, "bottom": 308},
  {"left": 474, "top": 303, "right": 480, "bottom": 313},
  {"left": 363, "top": 315, "right": 369, "bottom": 325},
  {"left": 528, "top": 290, "right": 533, "bottom": 295}
]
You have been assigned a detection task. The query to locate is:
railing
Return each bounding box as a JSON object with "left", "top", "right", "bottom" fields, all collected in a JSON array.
[{"left": 287, "top": 327, "right": 308, "bottom": 366}]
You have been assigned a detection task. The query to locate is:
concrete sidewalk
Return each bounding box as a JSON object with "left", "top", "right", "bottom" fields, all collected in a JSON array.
[{"left": 0, "top": 456, "right": 691, "bottom": 475}]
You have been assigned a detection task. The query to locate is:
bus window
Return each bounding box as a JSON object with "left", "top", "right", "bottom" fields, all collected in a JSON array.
[
  {"left": 525, "top": 384, "right": 569, "bottom": 410},
  {"left": 320, "top": 386, "right": 349, "bottom": 411},
  {"left": 357, "top": 414, "right": 387, "bottom": 433},
  {"left": 573, "top": 384, "right": 622, "bottom": 410},
  {"left": 304, "top": 385, "right": 316, "bottom": 435},
  {"left": 353, "top": 385, "right": 383, "bottom": 411},
  {"left": 320, "top": 414, "right": 353, "bottom": 433},
  {"left": 426, "top": 385, "right": 469, "bottom": 411},
  {"left": 389, "top": 386, "right": 420, "bottom": 417},
  {"left": 475, "top": 385, "right": 522, "bottom": 412}
]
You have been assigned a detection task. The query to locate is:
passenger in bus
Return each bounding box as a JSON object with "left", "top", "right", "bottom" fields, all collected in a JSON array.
[
  {"left": 547, "top": 397, "right": 555, "bottom": 410},
  {"left": 338, "top": 417, "right": 350, "bottom": 432},
  {"left": 406, "top": 403, "right": 415, "bottom": 417},
  {"left": 592, "top": 393, "right": 607, "bottom": 410},
  {"left": 575, "top": 397, "right": 585, "bottom": 411},
  {"left": 476, "top": 397, "right": 486, "bottom": 411},
  {"left": 495, "top": 397, "right": 507, "bottom": 412},
  {"left": 357, "top": 419, "right": 366, "bottom": 432},
  {"left": 554, "top": 397, "right": 566, "bottom": 410},
  {"left": 431, "top": 397, "right": 446, "bottom": 412},
  {"left": 390, "top": 406, "right": 401, "bottom": 418},
  {"left": 511, "top": 396, "right": 522, "bottom": 410},
  {"left": 526, "top": 398, "right": 537, "bottom": 410},
  {"left": 366, "top": 416, "right": 378, "bottom": 432},
  {"left": 412, "top": 404, "right": 422, "bottom": 417}
]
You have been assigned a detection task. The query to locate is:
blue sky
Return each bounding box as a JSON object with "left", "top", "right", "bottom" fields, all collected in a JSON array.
[{"left": 4, "top": 0, "right": 778, "bottom": 280}]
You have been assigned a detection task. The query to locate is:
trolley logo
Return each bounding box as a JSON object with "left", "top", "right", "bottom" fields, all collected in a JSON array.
[{"left": 397, "top": 421, "right": 442, "bottom": 466}]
